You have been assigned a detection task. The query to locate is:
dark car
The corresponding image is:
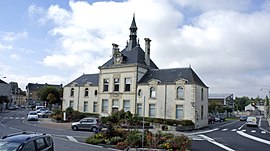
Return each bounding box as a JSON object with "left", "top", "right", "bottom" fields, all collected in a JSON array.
[
  {"left": 217, "top": 115, "right": 225, "bottom": 122},
  {"left": 208, "top": 116, "right": 215, "bottom": 124},
  {"left": 240, "top": 115, "right": 248, "bottom": 121},
  {"left": 71, "top": 117, "right": 103, "bottom": 132},
  {"left": 0, "top": 132, "right": 54, "bottom": 151}
]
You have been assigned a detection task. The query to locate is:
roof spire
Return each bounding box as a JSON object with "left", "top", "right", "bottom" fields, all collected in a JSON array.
[{"left": 127, "top": 14, "right": 138, "bottom": 50}]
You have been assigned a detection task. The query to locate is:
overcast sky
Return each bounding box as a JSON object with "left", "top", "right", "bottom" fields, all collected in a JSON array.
[{"left": 0, "top": 0, "right": 270, "bottom": 98}]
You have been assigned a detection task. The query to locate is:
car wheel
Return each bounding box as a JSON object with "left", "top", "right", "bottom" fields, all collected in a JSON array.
[
  {"left": 72, "top": 126, "right": 78, "bottom": 131},
  {"left": 92, "top": 127, "right": 98, "bottom": 132}
]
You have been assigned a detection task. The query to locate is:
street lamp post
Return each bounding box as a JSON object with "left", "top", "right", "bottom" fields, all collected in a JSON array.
[{"left": 142, "top": 96, "right": 145, "bottom": 150}]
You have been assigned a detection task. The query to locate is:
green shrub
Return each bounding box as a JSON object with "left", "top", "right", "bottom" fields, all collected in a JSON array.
[
  {"left": 109, "top": 136, "right": 123, "bottom": 145},
  {"left": 166, "top": 134, "right": 191, "bottom": 150},
  {"left": 126, "top": 130, "right": 142, "bottom": 148},
  {"left": 85, "top": 137, "right": 104, "bottom": 145},
  {"left": 180, "top": 120, "right": 194, "bottom": 126}
]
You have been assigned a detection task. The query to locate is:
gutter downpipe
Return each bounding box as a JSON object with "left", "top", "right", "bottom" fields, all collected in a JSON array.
[
  {"left": 164, "top": 83, "right": 167, "bottom": 119},
  {"left": 77, "top": 86, "right": 80, "bottom": 111}
]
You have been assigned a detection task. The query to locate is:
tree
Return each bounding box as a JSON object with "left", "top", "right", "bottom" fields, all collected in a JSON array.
[
  {"left": 37, "top": 86, "right": 62, "bottom": 107},
  {"left": 234, "top": 96, "right": 250, "bottom": 111}
]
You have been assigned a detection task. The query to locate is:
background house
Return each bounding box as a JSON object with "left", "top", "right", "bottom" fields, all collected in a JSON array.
[
  {"left": 0, "top": 79, "right": 11, "bottom": 109},
  {"left": 26, "top": 83, "right": 62, "bottom": 107}
]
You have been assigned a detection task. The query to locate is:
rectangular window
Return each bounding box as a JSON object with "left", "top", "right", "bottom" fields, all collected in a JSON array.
[
  {"left": 149, "top": 104, "right": 155, "bottom": 117},
  {"left": 93, "top": 102, "right": 98, "bottom": 112},
  {"left": 112, "top": 99, "right": 119, "bottom": 113},
  {"left": 102, "top": 99, "right": 108, "bottom": 113},
  {"left": 137, "top": 103, "right": 142, "bottom": 116},
  {"left": 103, "top": 79, "right": 109, "bottom": 92},
  {"left": 123, "top": 100, "right": 130, "bottom": 112},
  {"left": 114, "top": 78, "right": 119, "bottom": 92},
  {"left": 176, "top": 105, "right": 184, "bottom": 119},
  {"left": 83, "top": 101, "right": 88, "bottom": 112},
  {"left": 69, "top": 100, "right": 74, "bottom": 109},
  {"left": 124, "top": 78, "right": 131, "bottom": 91},
  {"left": 201, "top": 105, "right": 204, "bottom": 119}
]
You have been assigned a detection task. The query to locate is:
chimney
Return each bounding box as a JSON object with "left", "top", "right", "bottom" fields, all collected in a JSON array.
[
  {"left": 144, "top": 38, "right": 151, "bottom": 66},
  {"left": 112, "top": 43, "right": 119, "bottom": 57}
]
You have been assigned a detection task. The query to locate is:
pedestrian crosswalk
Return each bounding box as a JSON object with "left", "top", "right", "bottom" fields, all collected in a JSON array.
[
  {"left": 0, "top": 117, "right": 25, "bottom": 120},
  {"left": 218, "top": 128, "right": 267, "bottom": 134}
]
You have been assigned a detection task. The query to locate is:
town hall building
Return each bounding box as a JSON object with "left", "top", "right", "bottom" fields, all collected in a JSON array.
[{"left": 62, "top": 16, "right": 209, "bottom": 128}]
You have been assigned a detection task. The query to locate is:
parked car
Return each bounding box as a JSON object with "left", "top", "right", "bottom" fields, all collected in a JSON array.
[
  {"left": 27, "top": 111, "right": 38, "bottom": 121},
  {"left": 214, "top": 116, "right": 221, "bottom": 122},
  {"left": 239, "top": 115, "right": 247, "bottom": 121},
  {"left": 208, "top": 116, "right": 215, "bottom": 124},
  {"left": 71, "top": 117, "right": 102, "bottom": 132},
  {"left": 246, "top": 116, "right": 257, "bottom": 127},
  {"left": 217, "top": 115, "right": 225, "bottom": 122},
  {"left": 0, "top": 132, "right": 54, "bottom": 151}
]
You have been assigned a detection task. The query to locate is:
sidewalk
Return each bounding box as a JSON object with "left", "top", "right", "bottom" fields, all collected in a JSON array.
[
  {"left": 260, "top": 116, "right": 270, "bottom": 132},
  {"left": 38, "top": 118, "right": 71, "bottom": 130}
]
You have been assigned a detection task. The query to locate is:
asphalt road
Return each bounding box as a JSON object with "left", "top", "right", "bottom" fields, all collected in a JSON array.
[
  {"left": 191, "top": 116, "right": 270, "bottom": 151},
  {"left": 1, "top": 109, "right": 270, "bottom": 151},
  {"left": 0, "top": 109, "right": 117, "bottom": 151}
]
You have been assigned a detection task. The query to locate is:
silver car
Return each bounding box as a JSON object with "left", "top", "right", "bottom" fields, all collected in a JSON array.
[{"left": 71, "top": 117, "right": 101, "bottom": 132}]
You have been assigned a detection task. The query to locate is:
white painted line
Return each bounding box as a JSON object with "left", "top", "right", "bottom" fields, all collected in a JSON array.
[
  {"left": 9, "top": 117, "right": 14, "bottom": 119},
  {"left": 238, "top": 123, "right": 246, "bottom": 130},
  {"left": 21, "top": 117, "right": 25, "bottom": 119},
  {"left": 231, "top": 129, "right": 237, "bottom": 132},
  {"left": 67, "top": 136, "right": 78, "bottom": 142},
  {"left": 15, "top": 117, "right": 19, "bottom": 119},
  {"left": 261, "top": 131, "right": 266, "bottom": 134},
  {"left": 242, "top": 129, "right": 246, "bottom": 132},
  {"left": 198, "top": 135, "right": 235, "bottom": 151},
  {"left": 258, "top": 116, "right": 262, "bottom": 127},
  {"left": 237, "top": 131, "right": 270, "bottom": 145},
  {"left": 251, "top": 130, "right": 256, "bottom": 133},
  {"left": 222, "top": 129, "right": 228, "bottom": 131},
  {"left": 190, "top": 128, "right": 219, "bottom": 135}
]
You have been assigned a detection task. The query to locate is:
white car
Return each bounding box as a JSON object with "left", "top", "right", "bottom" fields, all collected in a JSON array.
[
  {"left": 246, "top": 116, "right": 257, "bottom": 127},
  {"left": 27, "top": 111, "right": 38, "bottom": 121}
]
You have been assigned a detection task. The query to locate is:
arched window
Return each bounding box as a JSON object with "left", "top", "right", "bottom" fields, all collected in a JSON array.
[
  {"left": 94, "top": 90, "right": 98, "bottom": 96},
  {"left": 150, "top": 87, "right": 156, "bottom": 98},
  {"left": 138, "top": 89, "right": 142, "bottom": 97},
  {"left": 70, "top": 88, "right": 74, "bottom": 97},
  {"left": 84, "top": 88, "right": 89, "bottom": 97},
  {"left": 177, "top": 86, "right": 184, "bottom": 99}
]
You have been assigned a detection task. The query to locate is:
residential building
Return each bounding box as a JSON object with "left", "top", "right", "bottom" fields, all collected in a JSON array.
[
  {"left": 10, "top": 82, "right": 27, "bottom": 106},
  {"left": 62, "top": 16, "right": 209, "bottom": 128},
  {"left": 26, "top": 83, "right": 62, "bottom": 106},
  {"left": 0, "top": 79, "right": 11, "bottom": 109},
  {"left": 209, "top": 94, "right": 234, "bottom": 108}
]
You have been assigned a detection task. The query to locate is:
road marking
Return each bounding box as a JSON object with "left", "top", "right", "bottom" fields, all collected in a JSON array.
[
  {"left": 67, "top": 136, "right": 78, "bottom": 142},
  {"left": 198, "top": 135, "right": 235, "bottom": 151},
  {"left": 231, "top": 129, "right": 237, "bottom": 132},
  {"left": 236, "top": 131, "right": 270, "bottom": 145},
  {"left": 238, "top": 123, "right": 246, "bottom": 130},
  {"left": 242, "top": 129, "right": 246, "bottom": 132},
  {"left": 190, "top": 128, "right": 219, "bottom": 135},
  {"left": 222, "top": 129, "right": 228, "bottom": 131},
  {"left": 261, "top": 131, "right": 266, "bottom": 134},
  {"left": 15, "top": 117, "right": 19, "bottom": 119},
  {"left": 251, "top": 130, "right": 256, "bottom": 133}
]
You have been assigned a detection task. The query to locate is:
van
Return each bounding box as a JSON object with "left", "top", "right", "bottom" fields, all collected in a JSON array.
[
  {"left": 35, "top": 106, "right": 46, "bottom": 110},
  {"left": 246, "top": 116, "right": 257, "bottom": 127}
]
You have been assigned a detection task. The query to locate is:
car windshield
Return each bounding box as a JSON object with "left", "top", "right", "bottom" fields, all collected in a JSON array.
[
  {"left": 29, "top": 112, "right": 37, "bottom": 115},
  {"left": 0, "top": 141, "right": 21, "bottom": 151}
]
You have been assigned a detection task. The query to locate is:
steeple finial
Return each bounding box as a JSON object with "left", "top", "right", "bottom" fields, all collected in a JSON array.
[{"left": 127, "top": 14, "right": 138, "bottom": 50}]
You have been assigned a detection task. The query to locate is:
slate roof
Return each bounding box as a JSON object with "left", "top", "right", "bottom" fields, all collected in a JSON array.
[
  {"left": 0, "top": 79, "right": 8, "bottom": 84},
  {"left": 26, "top": 83, "right": 62, "bottom": 90},
  {"left": 101, "top": 46, "right": 158, "bottom": 69},
  {"left": 209, "top": 94, "right": 233, "bottom": 99},
  {"left": 65, "top": 74, "right": 99, "bottom": 87},
  {"left": 138, "top": 68, "right": 208, "bottom": 87}
]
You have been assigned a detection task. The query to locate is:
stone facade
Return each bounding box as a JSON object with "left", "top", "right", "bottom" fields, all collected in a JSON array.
[{"left": 62, "top": 16, "right": 209, "bottom": 128}]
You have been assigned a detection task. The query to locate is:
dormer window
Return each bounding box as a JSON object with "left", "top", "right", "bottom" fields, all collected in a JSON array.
[
  {"left": 150, "top": 87, "right": 156, "bottom": 98},
  {"left": 177, "top": 86, "right": 184, "bottom": 99}
]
